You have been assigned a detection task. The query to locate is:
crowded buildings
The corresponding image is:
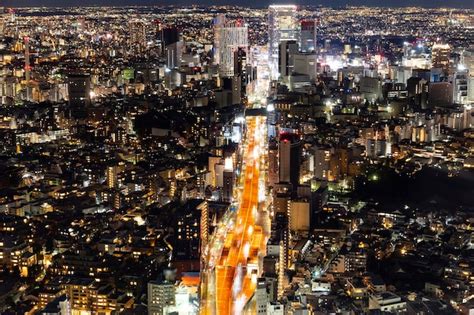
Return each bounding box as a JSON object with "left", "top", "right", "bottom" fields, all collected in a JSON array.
[{"left": 0, "top": 3, "right": 473, "bottom": 315}]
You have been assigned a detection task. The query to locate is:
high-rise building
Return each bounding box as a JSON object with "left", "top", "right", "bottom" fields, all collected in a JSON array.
[
  {"left": 159, "top": 26, "right": 180, "bottom": 61},
  {"left": 293, "top": 52, "right": 318, "bottom": 80},
  {"left": 212, "top": 14, "right": 226, "bottom": 66},
  {"left": 129, "top": 21, "right": 147, "bottom": 53},
  {"left": 313, "top": 146, "right": 330, "bottom": 180},
  {"left": 213, "top": 15, "right": 248, "bottom": 77},
  {"left": 431, "top": 43, "right": 451, "bottom": 73},
  {"left": 67, "top": 74, "right": 91, "bottom": 107},
  {"left": 160, "top": 27, "right": 179, "bottom": 47},
  {"left": 106, "top": 165, "right": 118, "bottom": 189},
  {"left": 429, "top": 81, "right": 454, "bottom": 107},
  {"left": 198, "top": 201, "right": 209, "bottom": 260},
  {"left": 279, "top": 133, "right": 301, "bottom": 189},
  {"left": 278, "top": 40, "right": 298, "bottom": 80},
  {"left": 148, "top": 280, "right": 175, "bottom": 315},
  {"left": 165, "top": 41, "right": 182, "bottom": 70},
  {"left": 453, "top": 69, "right": 469, "bottom": 104},
  {"left": 300, "top": 20, "right": 317, "bottom": 53},
  {"left": 234, "top": 47, "right": 248, "bottom": 93},
  {"left": 234, "top": 47, "right": 247, "bottom": 77},
  {"left": 278, "top": 238, "right": 287, "bottom": 299},
  {"left": 460, "top": 48, "right": 474, "bottom": 102},
  {"left": 289, "top": 199, "right": 310, "bottom": 232},
  {"left": 268, "top": 142, "right": 279, "bottom": 187},
  {"left": 256, "top": 279, "right": 269, "bottom": 314},
  {"left": 268, "top": 5, "right": 298, "bottom": 80},
  {"left": 222, "top": 157, "right": 234, "bottom": 202}
]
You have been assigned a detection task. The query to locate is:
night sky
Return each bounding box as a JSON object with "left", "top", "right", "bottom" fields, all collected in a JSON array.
[{"left": 4, "top": 0, "right": 474, "bottom": 9}]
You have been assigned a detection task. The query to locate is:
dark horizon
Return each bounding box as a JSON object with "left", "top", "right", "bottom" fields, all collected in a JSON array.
[{"left": 3, "top": 0, "right": 474, "bottom": 9}]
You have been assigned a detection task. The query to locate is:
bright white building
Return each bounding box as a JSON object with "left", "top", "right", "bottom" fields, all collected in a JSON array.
[
  {"left": 213, "top": 14, "right": 248, "bottom": 77},
  {"left": 268, "top": 5, "right": 298, "bottom": 80}
]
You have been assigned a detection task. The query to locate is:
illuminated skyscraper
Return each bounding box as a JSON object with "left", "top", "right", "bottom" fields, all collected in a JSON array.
[
  {"left": 278, "top": 40, "right": 298, "bottom": 80},
  {"left": 165, "top": 41, "right": 182, "bottom": 70},
  {"left": 268, "top": 5, "right": 298, "bottom": 80},
  {"left": 67, "top": 74, "right": 91, "bottom": 107},
  {"left": 212, "top": 14, "right": 226, "bottom": 66},
  {"left": 234, "top": 47, "right": 247, "bottom": 76},
  {"left": 159, "top": 26, "right": 180, "bottom": 66},
  {"left": 431, "top": 43, "right": 451, "bottom": 73},
  {"left": 300, "top": 20, "right": 317, "bottom": 53},
  {"left": 461, "top": 48, "right": 474, "bottom": 102},
  {"left": 129, "top": 21, "right": 147, "bottom": 53},
  {"left": 279, "top": 133, "right": 301, "bottom": 189},
  {"left": 160, "top": 27, "right": 179, "bottom": 48},
  {"left": 453, "top": 69, "right": 469, "bottom": 104},
  {"left": 234, "top": 47, "right": 248, "bottom": 93},
  {"left": 213, "top": 14, "right": 248, "bottom": 77}
]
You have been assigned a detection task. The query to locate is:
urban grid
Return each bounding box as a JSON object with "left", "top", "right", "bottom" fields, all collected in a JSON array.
[{"left": 0, "top": 3, "right": 473, "bottom": 315}]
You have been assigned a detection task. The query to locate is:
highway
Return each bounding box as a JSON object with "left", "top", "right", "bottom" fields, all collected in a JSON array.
[{"left": 200, "top": 114, "right": 269, "bottom": 315}]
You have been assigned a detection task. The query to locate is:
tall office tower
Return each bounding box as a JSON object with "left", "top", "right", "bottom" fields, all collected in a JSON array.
[
  {"left": 278, "top": 40, "right": 298, "bottom": 80},
  {"left": 161, "top": 27, "right": 179, "bottom": 46},
  {"left": 279, "top": 133, "right": 301, "bottom": 189},
  {"left": 129, "top": 21, "right": 146, "bottom": 53},
  {"left": 268, "top": 142, "right": 279, "bottom": 187},
  {"left": 431, "top": 43, "right": 451, "bottom": 74},
  {"left": 428, "top": 81, "right": 454, "bottom": 107},
  {"left": 462, "top": 48, "right": 474, "bottom": 102},
  {"left": 234, "top": 47, "right": 247, "bottom": 76},
  {"left": 160, "top": 26, "right": 179, "bottom": 55},
  {"left": 67, "top": 74, "right": 91, "bottom": 107},
  {"left": 147, "top": 280, "right": 175, "bottom": 315},
  {"left": 165, "top": 41, "right": 183, "bottom": 70},
  {"left": 300, "top": 20, "right": 317, "bottom": 53},
  {"left": 212, "top": 14, "right": 226, "bottom": 65},
  {"left": 268, "top": 5, "right": 298, "bottom": 80},
  {"left": 453, "top": 69, "right": 469, "bottom": 104},
  {"left": 157, "top": 26, "right": 182, "bottom": 70},
  {"left": 234, "top": 47, "right": 248, "bottom": 93},
  {"left": 213, "top": 15, "right": 248, "bottom": 77}
]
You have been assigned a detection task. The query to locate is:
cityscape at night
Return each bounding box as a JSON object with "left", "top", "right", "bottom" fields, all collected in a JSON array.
[{"left": 0, "top": 2, "right": 473, "bottom": 315}]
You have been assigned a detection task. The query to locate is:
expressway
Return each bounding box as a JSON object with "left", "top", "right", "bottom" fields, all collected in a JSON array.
[{"left": 200, "top": 114, "right": 269, "bottom": 315}]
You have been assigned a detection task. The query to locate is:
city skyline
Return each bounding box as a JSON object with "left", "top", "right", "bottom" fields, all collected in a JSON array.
[
  {"left": 0, "top": 3, "right": 473, "bottom": 315},
  {"left": 4, "top": 0, "right": 474, "bottom": 9}
]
